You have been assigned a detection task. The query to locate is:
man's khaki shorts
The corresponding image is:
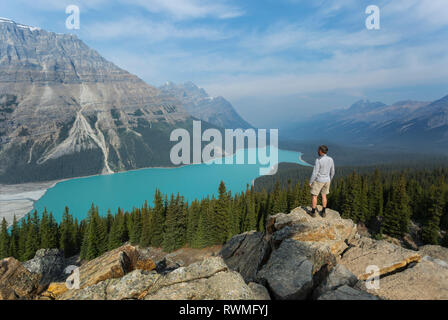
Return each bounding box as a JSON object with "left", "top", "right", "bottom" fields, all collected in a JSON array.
[{"left": 311, "top": 181, "right": 331, "bottom": 196}]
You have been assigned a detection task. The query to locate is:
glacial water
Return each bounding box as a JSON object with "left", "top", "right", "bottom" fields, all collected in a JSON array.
[{"left": 32, "top": 148, "right": 310, "bottom": 222}]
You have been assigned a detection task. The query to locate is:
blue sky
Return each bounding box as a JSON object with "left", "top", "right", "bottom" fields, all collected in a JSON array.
[{"left": 1, "top": 0, "right": 448, "bottom": 127}]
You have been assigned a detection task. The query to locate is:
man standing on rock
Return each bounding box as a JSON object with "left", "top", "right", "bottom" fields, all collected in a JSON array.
[{"left": 309, "top": 145, "right": 335, "bottom": 218}]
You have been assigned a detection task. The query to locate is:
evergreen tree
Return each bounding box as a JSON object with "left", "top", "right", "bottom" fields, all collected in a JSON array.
[
  {"left": 139, "top": 206, "right": 152, "bottom": 247},
  {"left": 192, "top": 198, "right": 213, "bottom": 248},
  {"left": 149, "top": 190, "right": 166, "bottom": 247},
  {"left": 17, "top": 215, "right": 28, "bottom": 260},
  {"left": 286, "top": 179, "right": 295, "bottom": 213},
  {"left": 367, "top": 169, "right": 383, "bottom": 226},
  {"left": 60, "top": 207, "right": 77, "bottom": 257},
  {"left": 9, "top": 215, "right": 18, "bottom": 259},
  {"left": 23, "top": 210, "right": 40, "bottom": 260},
  {"left": 382, "top": 175, "right": 411, "bottom": 238},
  {"left": 108, "top": 209, "right": 127, "bottom": 250},
  {"left": 39, "top": 209, "right": 53, "bottom": 249},
  {"left": 213, "top": 181, "right": 230, "bottom": 243},
  {"left": 422, "top": 185, "right": 444, "bottom": 244},
  {"left": 128, "top": 208, "right": 142, "bottom": 245},
  {"left": 82, "top": 204, "right": 106, "bottom": 260},
  {"left": 0, "top": 218, "right": 9, "bottom": 259},
  {"left": 163, "top": 194, "right": 187, "bottom": 251},
  {"left": 442, "top": 233, "right": 448, "bottom": 247},
  {"left": 186, "top": 200, "right": 200, "bottom": 246}
]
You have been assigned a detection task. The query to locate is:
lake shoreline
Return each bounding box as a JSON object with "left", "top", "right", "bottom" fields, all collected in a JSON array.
[
  {"left": 1, "top": 148, "right": 308, "bottom": 225},
  {"left": 0, "top": 180, "right": 60, "bottom": 225}
]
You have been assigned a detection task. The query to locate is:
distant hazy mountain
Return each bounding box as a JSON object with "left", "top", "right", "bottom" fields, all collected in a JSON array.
[
  {"left": 159, "top": 81, "right": 252, "bottom": 129},
  {"left": 287, "top": 95, "right": 448, "bottom": 151},
  {"left": 0, "top": 18, "right": 197, "bottom": 183}
]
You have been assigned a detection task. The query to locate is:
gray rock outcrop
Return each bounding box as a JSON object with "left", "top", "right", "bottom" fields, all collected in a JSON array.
[
  {"left": 23, "top": 249, "right": 66, "bottom": 292},
  {"left": 257, "top": 239, "right": 315, "bottom": 300},
  {"left": 318, "top": 285, "right": 379, "bottom": 300},
  {"left": 220, "top": 231, "right": 270, "bottom": 283},
  {"left": 58, "top": 257, "right": 261, "bottom": 300},
  {"left": 339, "top": 236, "right": 421, "bottom": 280},
  {"left": 313, "top": 264, "right": 358, "bottom": 298},
  {"left": 356, "top": 259, "right": 448, "bottom": 300}
]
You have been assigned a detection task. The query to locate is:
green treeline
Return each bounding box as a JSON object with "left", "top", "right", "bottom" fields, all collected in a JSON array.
[
  {"left": 329, "top": 168, "right": 448, "bottom": 244},
  {"left": 1, "top": 182, "right": 275, "bottom": 261},
  {"left": 256, "top": 166, "right": 448, "bottom": 245},
  {"left": 1, "top": 168, "right": 448, "bottom": 262}
]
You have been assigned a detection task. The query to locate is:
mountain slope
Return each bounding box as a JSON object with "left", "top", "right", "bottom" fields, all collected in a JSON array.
[
  {"left": 287, "top": 96, "right": 448, "bottom": 151},
  {"left": 159, "top": 81, "right": 252, "bottom": 129},
  {"left": 0, "top": 18, "right": 194, "bottom": 183}
]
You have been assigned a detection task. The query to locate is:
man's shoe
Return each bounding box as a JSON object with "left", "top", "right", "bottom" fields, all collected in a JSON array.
[
  {"left": 321, "top": 208, "right": 327, "bottom": 218},
  {"left": 310, "top": 208, "right": 317, "bottom": 217}
]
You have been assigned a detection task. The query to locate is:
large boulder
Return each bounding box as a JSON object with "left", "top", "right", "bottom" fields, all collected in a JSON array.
[
  {"left": 356, "top": 260, "right": 448, "bottom": 300},
  {"left": 72, "top": 244, "right": 156, "bottom": 290},
  {"left": 0, "top": 257, "right": 40, "bottom": 300},
  {"left": 137, "top": 245, "right": 220, "bottom": 273},
  {"left": 318, "top": 285, "right": 379, "bottom": 300},
  {"left": 59, "top": 269, "right": 161, "bottom": 300},
  {"left": 57, "top": 257, "right": 259, "bottom": 300},
  {"left": 339, "top": 236, "right": 421, "bottom": 280},
  {"left": 313, "top": 264, "right": 358, "bottom": 298},
  {"left": 255, "top": 206, "right": 358, "bottom": 300},
  {"left": 76, "top": 245, "right": 135, "bottom": 289},
  {"left": 267, "top": 207, "right": 357, "bottom": 255},
  {"left": 143, "top": 257, "right": 257, "bottom": 300},
  {"left": 220, "top": 231, "right": 270, "bottom": 283},
  {"left": 257, "top": 239, "right": 334, "bottom": 300},
  {"left": 144, "top": 270, "right": 255, "bottom": 300},
  {"left": 23, "top": 249, "right": 66, "bottom": 292},
  {"left": 105, "top": 270, "right": 160, "bottom": 300},
  {"left": 248, "top": 282, "right": 271, "bottom": 300}
]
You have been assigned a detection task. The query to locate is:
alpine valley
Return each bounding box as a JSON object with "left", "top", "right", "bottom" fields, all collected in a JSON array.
[{"left": 0, "top": 18, "right": 250, "bottom": 184}]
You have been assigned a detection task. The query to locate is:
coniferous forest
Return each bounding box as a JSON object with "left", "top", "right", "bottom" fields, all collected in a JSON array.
[{"left": 1, "top": 167, "right": 448, "bottom": 262}]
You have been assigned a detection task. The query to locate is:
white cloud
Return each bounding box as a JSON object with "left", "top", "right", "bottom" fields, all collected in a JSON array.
[
  {"left": 200, "top": 40, "right": 448, "bottom": 100},
  {"left": 384, "top": 0, "right": 448, "bottom": 29},
  {"left": 83, "top": 17, "right": 231, "bottom": 41},
  {"left": 241, "top": 23, "right": 402, "bottom": 54},
  {"left": 6, "top": 0, "right": 109, "bottom": 11},
  {"left": 122, "top": 0, "right": 244, "bottom": 20}
]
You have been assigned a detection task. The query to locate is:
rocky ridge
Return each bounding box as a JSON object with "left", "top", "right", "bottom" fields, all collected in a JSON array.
[
  {"left": 1, "top": 206, "right": 447, "bottom": 300},
  {"left": 159, "top": 81, "right": 252, "bottom": 129},
  {"left": 0, "top": 19, "right": 192, "bottom": 183}
]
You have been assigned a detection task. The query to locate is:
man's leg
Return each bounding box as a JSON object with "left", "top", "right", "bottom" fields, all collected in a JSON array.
[
  {"left": 321, "top": 193, "right": 327, "bottom": 208},
  {"left": 312, "top": 195, "right": 318, "bottom": 209},
  {"left": 310, "top": 182, "right": 320, "bottom": 217},
  {"left": 310, "top": 195, "right": 318, "bottom": 217},
  {"left": 321, "top": 182, "right": 330, "bottom": 217}
]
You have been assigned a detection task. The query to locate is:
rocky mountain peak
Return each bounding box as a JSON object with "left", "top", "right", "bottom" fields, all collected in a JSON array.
[
  {"left": 0, "top": 17, "right": 41, "bottom": 32},
  {"left": 348, "top": 100, "right": 387, "bottom": 112},
  {"left": 159, "top": 81, "right": 252, "bottom": 129},
  {"left": 0, "top": 21, "right": 190, "bottom": 183}
]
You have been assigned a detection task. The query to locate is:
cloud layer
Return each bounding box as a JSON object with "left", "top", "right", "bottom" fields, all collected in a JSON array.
[{"left": 1, "top": 0, "right": 448, "bottom": 126}]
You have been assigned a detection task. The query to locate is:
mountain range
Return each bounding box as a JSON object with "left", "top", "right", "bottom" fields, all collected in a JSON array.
[
  {"left": 286, "top": 95, "right": 448, "bottom": 152},
  {"left": 159, "top": 81, "right": 251, "bottom": 129},
  {"left": 0, "top": 18, "right": 250, "bottom": 184}
]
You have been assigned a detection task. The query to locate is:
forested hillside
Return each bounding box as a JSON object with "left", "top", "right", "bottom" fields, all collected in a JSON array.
[{"left": 1, "top": 167, "right": 448, "bottom": 262}]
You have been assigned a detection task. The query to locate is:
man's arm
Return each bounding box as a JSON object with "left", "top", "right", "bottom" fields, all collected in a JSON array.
[
  {"left": 330, "top": 159, "right": 335, "bottom": 181},
  {"left": 310, "top": 159, "right": 319, "bottom": 185}
]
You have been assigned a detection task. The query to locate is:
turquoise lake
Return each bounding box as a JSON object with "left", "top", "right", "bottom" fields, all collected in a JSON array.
[{"left": 33, "top": 148, "right": 310, "bottom": 222}]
